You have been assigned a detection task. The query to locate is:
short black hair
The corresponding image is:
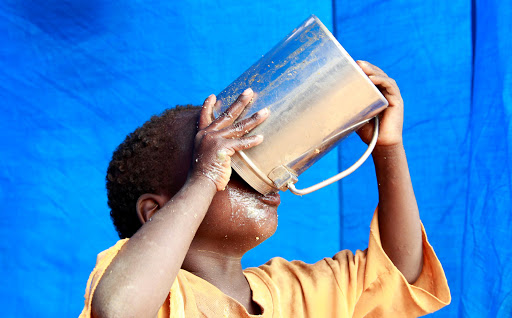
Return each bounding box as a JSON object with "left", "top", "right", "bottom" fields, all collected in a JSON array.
[{"left": 106, "top": 105, "right": 201, "bottom": 238}]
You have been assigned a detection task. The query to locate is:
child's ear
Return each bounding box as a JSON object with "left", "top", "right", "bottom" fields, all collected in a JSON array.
[{"left": 136, "top": 193, "right": 169, "bottom": 224}]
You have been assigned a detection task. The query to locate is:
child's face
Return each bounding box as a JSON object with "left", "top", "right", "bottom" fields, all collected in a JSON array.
[
  {"left": 195, "top": 171, "right": 280, "bottom": 248},
  {"left": 169, "top": 110, "right": 280, "bottom": 251}
]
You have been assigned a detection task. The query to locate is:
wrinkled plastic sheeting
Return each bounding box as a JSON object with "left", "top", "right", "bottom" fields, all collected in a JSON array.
[
  {"left": 2, "top": 0, "right": 511, "bottom": 317},
  {"left": 334, "top": 0, "right": 511, "bottom": 317},
  {"left": 459, "top": 0, "right": 512, "bottom": 317},
  {"left": 0, "top": 1, "right": 335, "bottom": 316}
]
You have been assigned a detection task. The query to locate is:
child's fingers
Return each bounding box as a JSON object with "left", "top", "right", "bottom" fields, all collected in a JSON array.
[
  {"left": 198, "top": 94, "right": 216, "bottom": 130},
  {"left": 219, "top": 107, "right": 270, "bottom": 138},
  {"left": 356, "top": 120, "right": 376, "bottom": 137},
  {"left": 368, "top": 75, "right": 403, "bottom": 107},
  {"left": 357, "top": 61, "right": 401, "bottom": 106},
  {"left": 209, "top": 88, "right": 254, "bottom": 130},
  {"left": 369, "top": 75, "right": 399, "bottom": 95},
  {"left": 357, "top": 60, "right": 387, "bottom": 77},
  {"left": 230, "top": 134, "right": 264, "bottom": 152}
]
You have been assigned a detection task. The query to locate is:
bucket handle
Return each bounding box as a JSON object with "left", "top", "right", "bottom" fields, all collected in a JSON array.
[{"left": 287, "top": 116, "right": 379, "bottom": 195}]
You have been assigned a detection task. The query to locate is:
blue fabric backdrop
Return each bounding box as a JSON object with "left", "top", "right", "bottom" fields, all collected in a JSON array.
[
  {"left": 1, "top": 0, "right": 510, "bottom": 317},
  {"left": 459, "top": 0, "right": 512, "bottom": 316},
  {"left": 334, "top": 2, "right": 472, "bottom": 317}
]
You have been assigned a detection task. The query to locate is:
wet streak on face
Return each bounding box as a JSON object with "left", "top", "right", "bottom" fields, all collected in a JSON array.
[{"left": 192, "top": 171, "right": 280, "bottom": 254}]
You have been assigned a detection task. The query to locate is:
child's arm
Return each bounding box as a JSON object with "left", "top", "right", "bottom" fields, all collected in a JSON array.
[
  {"left": 91, "top": 89, "right": 268, "bottom": 318},
  {"left": 356, "top": 61, "right": 423, "bottom": 284}
]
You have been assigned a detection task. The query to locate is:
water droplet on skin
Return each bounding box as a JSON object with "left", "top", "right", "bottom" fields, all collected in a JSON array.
[
  {"left": 227, "top": 187, "right": 268, "bottom": 228},
  {"left": 247, "top": 209, "right": 259, "bottom": 219},
  {"left": 256, "top": 236, "right": 260, "bottom": 240},
  {"left": 217, "top": 150, "right": 227, "bottom": 161}
]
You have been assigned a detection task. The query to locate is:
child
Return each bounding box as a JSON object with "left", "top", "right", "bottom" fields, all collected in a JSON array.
[{"left": 80, "top": 61, "right": 450, "bottom": 317}]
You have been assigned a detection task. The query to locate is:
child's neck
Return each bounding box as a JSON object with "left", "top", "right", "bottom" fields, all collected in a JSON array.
[{"left": 182, "top": 249, "right": 261, "bottom": 315}]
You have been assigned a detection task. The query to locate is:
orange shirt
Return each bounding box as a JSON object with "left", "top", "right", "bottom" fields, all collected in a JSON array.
[{"left": 80, "top": 211, "right": 450, "bottom": 317}]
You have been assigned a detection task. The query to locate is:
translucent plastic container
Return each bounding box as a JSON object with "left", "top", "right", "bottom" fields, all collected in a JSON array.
[{"left": 214, "top": 15, "right": 388, "bottom": 195}]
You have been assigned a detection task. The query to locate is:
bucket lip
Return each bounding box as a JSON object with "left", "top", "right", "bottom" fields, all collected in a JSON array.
[
  {"left": 231, "top": 152, "right": 276, "bottom": 195},
  {"left": 310, "top": 14, "right": 389, "bottom": 108}
]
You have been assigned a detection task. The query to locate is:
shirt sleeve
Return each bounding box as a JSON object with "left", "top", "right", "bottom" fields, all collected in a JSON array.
[
  {"left": 350, "top": 208, "right": 451, "bottom": 317},
  {"left": 253, "top": 208, "right": 451, "bottom": 318},
  {"left": 79, "top": 239, "right": 129, "bottom": 318},
  {"left": 79, "top": 239, "right": 185, "bottom": 318}
]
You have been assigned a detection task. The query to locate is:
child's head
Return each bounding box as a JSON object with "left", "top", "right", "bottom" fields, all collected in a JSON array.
[
  {"left": 106, "top": 105, "right": 279, "bottom": 248},
  {"left": 106, "top": 105, "right": 200, "bottom": 238}
]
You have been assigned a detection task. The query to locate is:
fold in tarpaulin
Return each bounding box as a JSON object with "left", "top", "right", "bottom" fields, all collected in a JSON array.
[
  {"left": 1, "top": 0, "right": 511, "bottom": 317},
  {"left": 334, "top": 1, "right": 512, "bottom": 317},
  {"left": 460, "top": 0, "right": 512, "bottom": 316}
]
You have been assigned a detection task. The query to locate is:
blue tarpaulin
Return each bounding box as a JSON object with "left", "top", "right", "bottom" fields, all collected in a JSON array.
[{"left": 1, "top": 1, "right": 510, "bottom": 316}]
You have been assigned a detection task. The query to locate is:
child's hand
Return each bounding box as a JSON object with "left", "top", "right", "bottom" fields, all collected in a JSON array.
[
  {"left": 190, "top": 88, "right": 269, "bottom": 191},
  {"left": 355, "top": 60, "right": 404, "bottom": 148}
]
